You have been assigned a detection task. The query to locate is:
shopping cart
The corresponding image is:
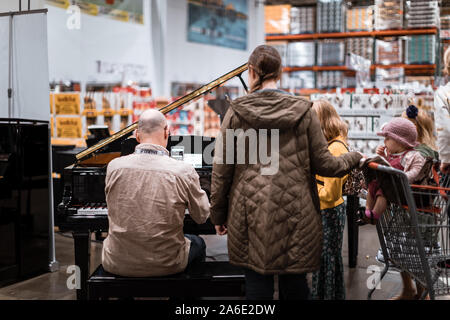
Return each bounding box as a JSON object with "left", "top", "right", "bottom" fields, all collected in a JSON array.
[{"left": 365, "top": 162, "right": 450, "bottom": 300}]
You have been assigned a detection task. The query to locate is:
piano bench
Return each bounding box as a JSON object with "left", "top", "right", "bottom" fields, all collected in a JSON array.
[{"left": 87, "top": 262, "right": 246, "bottom": 300}]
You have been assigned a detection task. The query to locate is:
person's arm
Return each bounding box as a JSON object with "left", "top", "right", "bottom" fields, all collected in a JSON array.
[
  {"left": 186, "top": 167, "right": 210, "bottom": 224},
  {"left": 317, "top": 142, "right": 347, "bottom": 203},
  {"left": 403, "top": 152, "right": 426, "bottom": 183},
  {"left": 306, "top": 110, "right": 362, "bottom": 177},
  {"left": 434, "top": 89, "right": 450, "bottom": 171},
  {"left": 210, "top": 109, "right": 235, "bottom": 226}
]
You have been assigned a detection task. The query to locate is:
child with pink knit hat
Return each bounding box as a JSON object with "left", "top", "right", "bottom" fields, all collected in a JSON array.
[{"left": 364, "top": 117, "right": 426, "bottom": 224}]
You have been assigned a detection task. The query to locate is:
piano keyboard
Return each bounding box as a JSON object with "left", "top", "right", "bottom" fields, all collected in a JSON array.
[
  {"left": 77, "top": 203, "right": 108, "bottom": 216},
  {"left": 76, "top": 206, "right": 190, "bottom": 216}
]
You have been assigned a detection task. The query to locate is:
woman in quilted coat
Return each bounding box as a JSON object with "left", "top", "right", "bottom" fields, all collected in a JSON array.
[{"left": 210, "top": 45, "right": 363, "bottom": 300}]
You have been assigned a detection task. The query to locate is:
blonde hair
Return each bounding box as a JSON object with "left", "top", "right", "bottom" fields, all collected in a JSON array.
[
  {"left": 444, "top": 46, "right": 450, "bottom": 75},
  {"left": 312, "top": 99, "right": 348, "bottom": 142},
  {"left": 402, "top": 109, "right": 437, "bottom": 150}
]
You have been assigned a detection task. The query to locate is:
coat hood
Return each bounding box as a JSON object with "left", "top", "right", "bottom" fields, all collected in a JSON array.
[{"left": 230, "top": 90, "right": 312, "bottom": 130}]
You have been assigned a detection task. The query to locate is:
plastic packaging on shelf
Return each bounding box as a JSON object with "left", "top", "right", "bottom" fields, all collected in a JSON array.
[
  {"left": 286, "top": 71, "right": 315, "bottom": 89},
  {"left": 265, "top": 4, "right": 291, "bottom": 34},
  {"left": 405, "top": 1, "right": 439, "bottom": 29},
  {"left": 375, "top": 67, "right": 405, "bottom": 88},
  {"left": 317, "top": 71, "right": 344, "bottom": 89},
  {"left": 346, "top": 6, "right": 374, "bottom": 31},
  {"left": 287, "top": 41, "right": 315, "bottom": 67},
  {"left": 317, "top": 40, "right": 345, "bottom": 66},
  {"left": 374, "top": 0, "right": 403, "bottom": 31},
  {"left": 405, "top": 35, "right": 436, "bottom": 65},
  {"left": 317, "top": 0, "right": 345, "bottom": 33},
  {"left": 290, "top": 6, "right": 315, "bottom": 34},
  {"left": 346, "top": 37, "right": 374, "bottom": 63},
  {"left": 346, "top": 52, "right": 372, "bottom": 88},
  {"left": 375, "top": 37, "right": 402, "bottom": 65}
]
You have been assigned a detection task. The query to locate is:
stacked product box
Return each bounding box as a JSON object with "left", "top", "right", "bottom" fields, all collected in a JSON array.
[
  {"left": 405, "top": 0, "right": 439, "bottom": 29},
  {"left": 347, "top": 37, "right": 374, "bottom": 63},
  {"left": 375, "top": 67, "right": 405, "bottom": 87},
  {"left": 317, "top": 71, "right": 344, "bottom": 89},
  {"left": 317, "top": 40, "right": 345, "bottom": 66},
  {"left": 405, "top": 35, "right": 436, "bottom": 64},
  {"left": 346, "top": 6, "right": 374, "bottom": 31},
  {"left": 265, "top": 4, "right": 291, "bottom": 34},
  {"left": 374, "top": 0, "right": 403, "bottom": 31},
  {"left": 290, "top": 6, "right": 315, "bottom": 34},
  {"left": 287, "top": 42, "right": 315, "bottom": 67},
  {"left": 287, "top": 71, "right": 316, "bottom": 89},
  {"left": 317, "top": 0, "right": 345, "bottom": 33},
  {"left": 441, "top": 6, "right": 450, "bottom": 39},
  {"left": 375, "top": 37, "right": 403, "bottom": 65}
]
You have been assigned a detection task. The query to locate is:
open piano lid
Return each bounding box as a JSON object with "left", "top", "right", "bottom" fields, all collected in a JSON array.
[{"left": 75, "top": 63, "right": 248, "bottom": 163}]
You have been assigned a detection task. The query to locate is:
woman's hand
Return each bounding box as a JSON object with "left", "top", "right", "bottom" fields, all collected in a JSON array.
[
  {"left": 376, "top": 146, "right": 386, "bottom": 157},
  {"left": 215, "top": 225, "right": 228, "bottom": 235}
]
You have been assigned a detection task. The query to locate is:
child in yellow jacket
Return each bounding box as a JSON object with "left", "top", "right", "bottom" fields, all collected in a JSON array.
[{"left": 311, "top": 100, "right": 349, "bottom": 300}]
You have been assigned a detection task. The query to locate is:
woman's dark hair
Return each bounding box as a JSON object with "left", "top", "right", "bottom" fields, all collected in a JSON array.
[{"left": 248, "top": 45, "right": 282, "bottom": 93}]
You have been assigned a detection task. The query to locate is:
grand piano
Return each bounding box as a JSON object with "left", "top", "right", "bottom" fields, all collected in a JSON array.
[{"left": 57, "top": 64, "right": 249, "bottom": 300}]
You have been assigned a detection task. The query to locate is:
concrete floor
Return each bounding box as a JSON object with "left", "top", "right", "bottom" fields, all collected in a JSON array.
[{"left": 0, "top": 223, "right": 446, "bottom": 300}]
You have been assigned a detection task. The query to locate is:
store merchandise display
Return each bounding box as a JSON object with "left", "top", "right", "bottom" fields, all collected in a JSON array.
[
  {"left": 287, "top": 41, "right": 316, "bottom": 67},
  {"left": 311, "top": 92, "right": 413, "bottom": 156},
  {"left": 405, "top": 76, "right": 434, "bottom": 87},
  {"left": 374, "top": 0, "right": 403, "bottom": 31},
  {"left": 203, "top": 103, "right": 221, "bottom": 137},
  {"left": 347, "top": 37, "right": 374, "bottom": 63},
  {"left": 265, "top": 4, "right": 291, "bottom": 34},
  {"left": 376, "top": 37, "right": 402, "bottom": 65},
  {"left": 290, "top": 6, "right": 315, "bottom": 34},
  {"left": 405, "top": 0, "right": 439, "bottom": 29},
  {"left": 441, "top": 6, "right": 450, "bottom": 38},
  {"left": 406, "top": 35, "right": 436, "bottom": 65},
  {"left": 317, "top": 0, "right": 345, "bottom": 33},
  {"left": 317, "top": 71, "right": 344, "bottom": 89},
  {"left": 376, "top": 67, "right": 405, "bottom": 88},
  {"left": 317, "top": 40, "right": 345, "bottom": 66},
  {"left": 285, "top": 71, "right": 316, "bottom": 90},
  {"left": 346, "top": 5, "right": 374, "bottom": 32}
]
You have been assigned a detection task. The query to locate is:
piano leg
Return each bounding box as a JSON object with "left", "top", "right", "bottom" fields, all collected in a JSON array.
[
  {"left": 346, "top": 195, "right": 359, "bottom": 268},
  {"left": 72, "top": 231, "right": 91, "bottom": 300}
]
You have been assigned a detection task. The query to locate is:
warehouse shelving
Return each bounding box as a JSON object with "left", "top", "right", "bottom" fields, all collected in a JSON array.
[{"left": 266, "top": 28, "right": 438, "bottom": 41}]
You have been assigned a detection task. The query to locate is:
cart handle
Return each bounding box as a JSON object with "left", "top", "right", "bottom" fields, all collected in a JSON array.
[{"left": 410, "top": 184, "right": 450, "bottom": 192}]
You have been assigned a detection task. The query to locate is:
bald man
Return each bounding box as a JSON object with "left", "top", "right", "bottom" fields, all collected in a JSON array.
[{"left": 102, "top": 109, "right": 210, "bottom": 277}]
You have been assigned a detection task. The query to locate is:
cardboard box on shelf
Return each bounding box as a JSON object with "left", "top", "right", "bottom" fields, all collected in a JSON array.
[{"left": 265, "top": 4, "right": 291, "bottom": 34}]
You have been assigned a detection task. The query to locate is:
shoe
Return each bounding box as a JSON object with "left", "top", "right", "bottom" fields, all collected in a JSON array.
[{"left": 376, "top": 248, "right": 385, "bottom": 264}]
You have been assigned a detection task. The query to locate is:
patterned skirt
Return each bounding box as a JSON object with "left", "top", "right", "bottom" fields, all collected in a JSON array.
[{"left": 311, "top": 203, "right": 346, "bottom": 300}]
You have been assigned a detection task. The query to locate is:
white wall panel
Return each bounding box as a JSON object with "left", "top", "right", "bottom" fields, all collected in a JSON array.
[
  {"left": 10, "top": 12, "right": 50, "bottom": 121},
  {"left": 0, "top": 16, "right": 10, "bottom": 118}
]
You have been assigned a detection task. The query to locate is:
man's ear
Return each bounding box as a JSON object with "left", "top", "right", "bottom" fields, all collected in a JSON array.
[
  {"left": 135, "top": 130, "right": 141, "bottom": 143},
  {"left": 164, "top": 126, "right": 169, "bottom": 140}
]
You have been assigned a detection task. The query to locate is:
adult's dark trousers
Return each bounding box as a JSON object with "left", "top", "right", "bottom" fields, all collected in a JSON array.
[
  {"left": 185, "top": 234, "right": 206, "bottom": 266},
  {"left": 244, "top": 268, "right": 310, "bottom": 300}
]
